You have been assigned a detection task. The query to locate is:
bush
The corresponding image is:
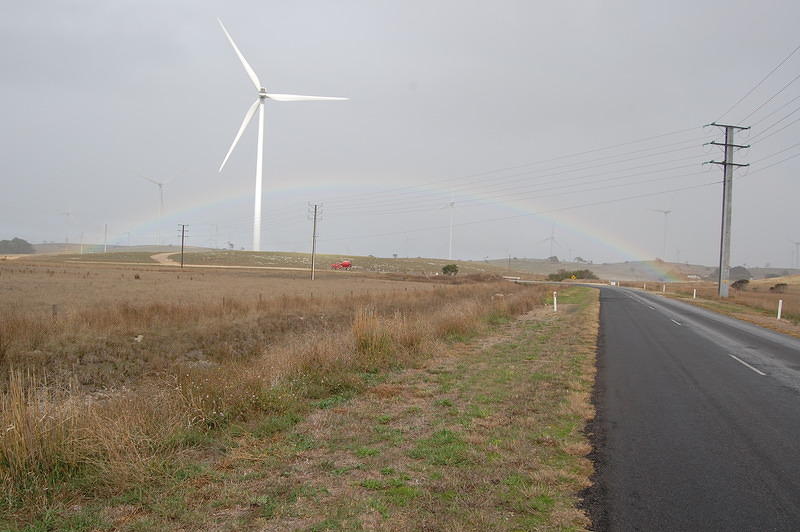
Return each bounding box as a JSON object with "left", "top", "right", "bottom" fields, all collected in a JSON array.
[
  {"left": 770, "top": 283, "right": 788, "bottom": 293},
  {"left": 546, "top": 269, "right": 598, "bottom": 281},
  {"left": 731, "top": 279, "right": 749, "bottom": 290},
  {"left": 0, "top": 238, "right": 34, "bottom": 254},
  {"left": 442, "top": 264, "right": 458, "bottom": 276}
]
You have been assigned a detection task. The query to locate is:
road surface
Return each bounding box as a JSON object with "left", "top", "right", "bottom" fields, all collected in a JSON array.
[{"left": 589, "top": 287, "right": 800, "bottom": 531}]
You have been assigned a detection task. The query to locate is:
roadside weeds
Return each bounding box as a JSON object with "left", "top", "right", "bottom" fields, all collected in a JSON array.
[{"left": 85, "top": 286, "right": 597, "bottom": 531}]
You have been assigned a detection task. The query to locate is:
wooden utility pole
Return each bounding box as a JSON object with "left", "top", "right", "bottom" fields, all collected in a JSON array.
[
  {"left": 308, "top": 204, "right": 321, "bottom": 280},
  {"left": 178, "top": 224, "right": 188, "bottom": 269}
]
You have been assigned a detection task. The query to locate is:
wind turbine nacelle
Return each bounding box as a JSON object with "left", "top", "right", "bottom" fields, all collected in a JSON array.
[{"left": 258, "top": 88, "right": 268, "bottom": 98}]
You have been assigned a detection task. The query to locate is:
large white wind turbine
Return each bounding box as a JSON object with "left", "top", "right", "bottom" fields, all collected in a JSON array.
[{"left": 216, "top": 19, "right": 347, "bottom": 252}]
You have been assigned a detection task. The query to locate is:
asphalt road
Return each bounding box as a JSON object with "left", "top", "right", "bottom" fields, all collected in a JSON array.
[{"left": 589, "top": 287, "right": 800, "bottom": 531}]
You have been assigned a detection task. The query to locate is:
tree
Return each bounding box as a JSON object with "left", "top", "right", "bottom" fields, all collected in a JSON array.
[
  {"left": 0, "top": 237, "right": 34, "bottom": 254},
  {"left": 547, "top": 255, "right": 559, "bottom": 263},
  {"left": 442, "top": 264, "right": 458, "bottom": 276},
  {"left": 731, "top": 279, "right": 749, "bottom": 290}
]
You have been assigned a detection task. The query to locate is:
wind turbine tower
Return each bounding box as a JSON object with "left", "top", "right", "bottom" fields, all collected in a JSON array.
[
  {"left": 651, "top": 209, "right": 672, "bottom": 260},
  {"left": 446, "top": 200, "right": 455, "bottom": 260},
  {"left": 216, "top": 19, "right": 347, "bottom": 252},
  {"left": 142, "top": 177, "right": 170, "bottom": 218},
  {"left": 541, "top": 226, "right": 560, "bottom": 258}
]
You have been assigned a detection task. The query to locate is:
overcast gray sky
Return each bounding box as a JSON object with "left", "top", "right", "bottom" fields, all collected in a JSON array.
[{"left": 2, "top": 0, "right": 799, "bottom": 267}]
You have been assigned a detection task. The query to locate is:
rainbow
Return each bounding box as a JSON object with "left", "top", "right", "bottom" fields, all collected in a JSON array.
[{"left": 116, "top": 178, "right": 683, "bottom": 281}]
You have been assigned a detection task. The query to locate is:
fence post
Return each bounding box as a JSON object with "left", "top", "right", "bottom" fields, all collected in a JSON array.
[
  {"left": 778, "top": 299, "right": 783, "bottom": 320},
  {"left": 553, "top": 291, "right": 558, "bottom": 312}
]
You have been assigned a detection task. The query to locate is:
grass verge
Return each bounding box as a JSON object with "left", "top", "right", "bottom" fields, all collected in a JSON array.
[
  {"left": 5, "top": 285, "right": 601, "bottom": 531},
  {"left": 1, "top": 282, "right": 554, "bottom": 529}
]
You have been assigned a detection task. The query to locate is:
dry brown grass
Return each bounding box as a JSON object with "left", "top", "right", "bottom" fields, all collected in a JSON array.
[
  {"left": 0, "top": 262, "right": 547, "bottom": 523},
  {"left": 199, "top": 286, "right": 598, "bottom": 531},
  {"left": 0, "top": 262, "right": 440, "bottom": 389}
]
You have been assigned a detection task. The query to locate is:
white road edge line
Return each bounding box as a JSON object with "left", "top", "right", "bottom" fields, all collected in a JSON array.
[
  {"left": 729, "top": 354, "right": 767, "bottom": 376},
  {"left": 648, "top": 306, "right": 656, "bottom": 310},
  {"left": 671, "top": 319, "right": 682, "bottom": 326}
]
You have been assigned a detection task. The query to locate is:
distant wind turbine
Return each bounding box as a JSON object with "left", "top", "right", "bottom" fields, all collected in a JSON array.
[
  {"left": 651, "top": 208, "right": 672, "bottom": 260},
  {"left": 59, "top": 211, "right": 73, "bottom": 244},
  {"left": 791, "top": 240, "right": 800, "bottom": 269},
  {"left": 441, "top": 199, "right": 456, "bottom": 260},
  {"left": 142, "top": 177, "right": 171, "bottom": 218},
  {"left": 216, "top": 18, "right": 348, "bottom": 252},
  {"left": 540, "top": 226, "right": 560, "bottom": 258}
]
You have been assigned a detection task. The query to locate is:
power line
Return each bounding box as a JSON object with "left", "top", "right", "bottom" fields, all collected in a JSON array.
[
  {"left": 717, "top": 42, "right": 800, "bottom": 121},
  {"left": 748, "top": 103, "right": 800, "bottom": 141},
  {"left": 321, "top": 146, "right": 710, "bottom": 213},
  {"left": 749, "top": 141, "right": 800, "bottom": 164},
  {"left": 320, "top": 134, "right": 709, "bottom": 208},
  {"left": 741, "top": 71, "right": 800, "bottom": 122},
  {"left": 328, "top": 165, "right": 708, "bottom": 217},
  {"left": 318, "top": 180, "right": 722, "bottom": 244},
  {"left": 749, "top": 114, "right": 800, "bottom": 145},
  {"left": 746, "top": 149, "right": 800, "bottom": 175},
  {"left": 751, "top": 92, "right": 800, "bottom": 127},
  {"left": 318, "top": 126, "right": 703, "bottom": 206}
]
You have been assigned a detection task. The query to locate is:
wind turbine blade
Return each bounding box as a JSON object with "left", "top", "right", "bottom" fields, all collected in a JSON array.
[
  {"left": 266, "top": 93, "right": 348, "bottom": 102},
  {"left": 141, "top": 176, "right": 160, "bottom": 185},
  {"left": 217, "top": 18, "right": 261, "bottom": 90},
  {"left": 219, "top": 99, "right": 260, "bottom": 172}
]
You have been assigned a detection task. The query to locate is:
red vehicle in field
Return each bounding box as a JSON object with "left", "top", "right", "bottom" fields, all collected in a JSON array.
[{"left": 330, "top": 260, "right": 352, "bottom": 270}]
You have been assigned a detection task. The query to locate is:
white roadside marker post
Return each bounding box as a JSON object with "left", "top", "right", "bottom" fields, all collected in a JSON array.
[
  {"left": 777, "top": 299, "right": 783, "bottom": 320},
  {"left": 662, "top": 284, "right": 666, "bottom": 293},
  {"left": 643, "top": 283, "right": 647, "bottom": 290},
  {"left": 693, "top": 288, "right": 697, "bottom": 299},
  {"left": 553, "top": 291, "right": 558, "bottom": 313}
]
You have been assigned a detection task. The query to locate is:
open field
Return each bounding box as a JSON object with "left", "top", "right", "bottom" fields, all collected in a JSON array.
[
  {"left": 0, "top": 259, "right": 596, "bottom": 530},
  {"left": 174, "top": 250, "right": 514, "bottom": 276},
  {"left": 24, "top": 249, "right": 522, "bottom": 276},
  {"left": 0, "top": 261, "right": 441, "bottom": 389},
  {"left": 0, "top": 264, "right": 596, "bottom": 530}
]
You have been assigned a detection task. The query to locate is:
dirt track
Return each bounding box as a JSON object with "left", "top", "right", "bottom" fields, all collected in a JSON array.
[{"left": 149, "top": 252, "right": 311, "bottom": 272}]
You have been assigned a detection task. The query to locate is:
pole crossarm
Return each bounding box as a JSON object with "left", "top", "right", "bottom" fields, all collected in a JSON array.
[
  {"left": 705, "top": 160, "right": 750, "bottom": 167},
  {"left": 705, "top": 122, "right": 751, "bottom": 130},
  {"left": 705, "top": 141, "right": 751, "bottom": 149}
]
